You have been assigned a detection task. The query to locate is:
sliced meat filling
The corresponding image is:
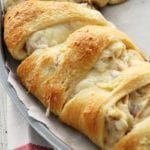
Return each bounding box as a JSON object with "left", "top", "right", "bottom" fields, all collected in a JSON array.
[
  {"left": 129, "top": 85, "right": 150, "bottom": 119},
  {"left": 104, "top": 84, "right": 150, "bottom": 148}
]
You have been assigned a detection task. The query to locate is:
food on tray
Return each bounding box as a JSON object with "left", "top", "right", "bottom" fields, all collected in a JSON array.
[
  {"left": 3, "top": 1, "right": 150, "bottom": 150},
  {"left": 4, "top": 1, "right": 113, "bottom": 60}
]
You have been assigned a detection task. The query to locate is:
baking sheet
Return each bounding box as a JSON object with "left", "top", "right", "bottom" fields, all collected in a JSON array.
[{"left": 0, "top": 0, "right": 150, "bottom": 150}]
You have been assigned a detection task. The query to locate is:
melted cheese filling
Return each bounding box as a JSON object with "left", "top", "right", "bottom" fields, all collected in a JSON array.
[
  {"left": 74, "top": 41, "right": 143, "bottom": 94},
  {"left": 26, "top": 21, "right": 87, "bottom": 54},
  {"left": 30, "top": 26, "right": 146, "bottom": 141}
]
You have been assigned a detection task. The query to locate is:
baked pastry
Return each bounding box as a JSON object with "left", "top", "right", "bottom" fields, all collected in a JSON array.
[
  {"left": 59, "top": 26, "right": 150, "bottom": 149},
  {"left": 4, "top": 1, "right": 113, "bottom": 60},
  {"left": 17, "top": 25, "right": 143, "bottom": 115},
  {"left": 4, "top": 0, "right": 126, "bottom": 11},
  {"left": 4, "top": 0, "right": 150, "bottom": 149},
  {"left": 17, "top": 25, "right": 150, "bottom": 149}
]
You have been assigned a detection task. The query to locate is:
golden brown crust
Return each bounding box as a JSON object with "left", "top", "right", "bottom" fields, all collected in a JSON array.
[
  {"left": 60, "top": 88, "right": 108, "bottom": 147},
  {"left": 71, "top": 26, "right": 134, "bottom": 47},
  {"left": 4, "top": 1, "right": 111, "bottom": 60}
]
